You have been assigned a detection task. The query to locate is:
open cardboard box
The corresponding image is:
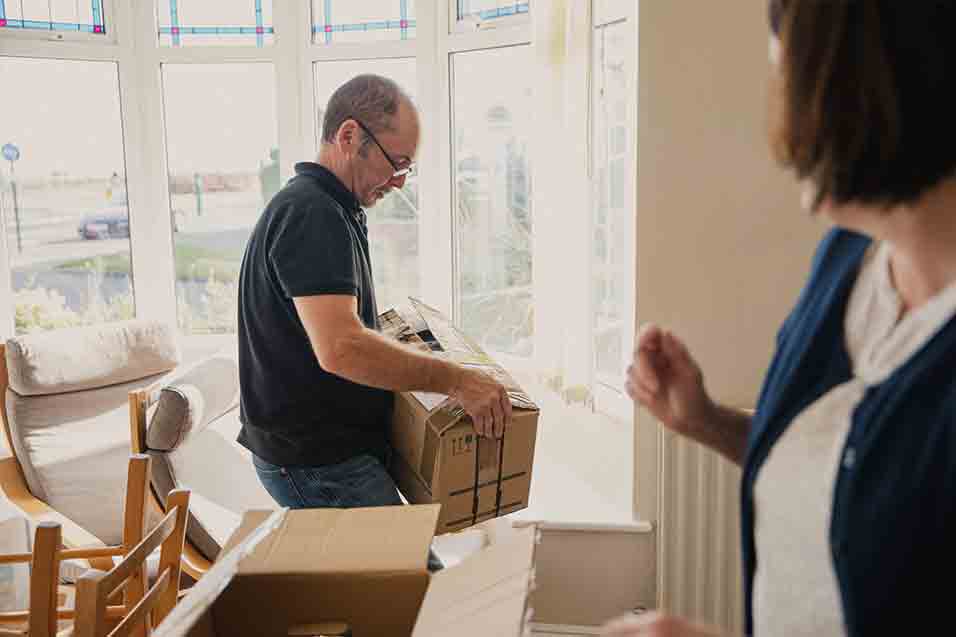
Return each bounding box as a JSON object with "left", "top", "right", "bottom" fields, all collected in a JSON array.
[
  {"left": 153, "top": 505, "right": 538, "bottom": 637},
  {"left": 381, "top": 299, "right": 540, "bottom": 533}
]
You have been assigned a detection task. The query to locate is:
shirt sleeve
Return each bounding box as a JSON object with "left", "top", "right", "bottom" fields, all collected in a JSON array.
[{"left": 268, "top": 202, "right": 359, "bottom": 299}]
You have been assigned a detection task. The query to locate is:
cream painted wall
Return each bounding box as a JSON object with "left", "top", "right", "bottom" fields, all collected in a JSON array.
[
  {"left": 636, "top": 0, "right": 825, "bottom": 410},
  {"left": 634, "top": 0, "right": 829, "bottom": 519},
  {"left": 634, "top": 1, "right": 829, "bottom": 630}
]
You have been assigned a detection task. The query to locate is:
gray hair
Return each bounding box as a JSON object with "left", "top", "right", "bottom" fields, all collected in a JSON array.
[{"left": 320, "top": 74, "right": 411, "bottom": 146}]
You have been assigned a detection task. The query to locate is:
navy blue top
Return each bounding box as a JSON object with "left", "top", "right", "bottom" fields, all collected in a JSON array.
[
  {"left": 237, "top": 162, "right": 391, "bottom": 467},
  {"left": 741, "top": 228, "right": 956, "bottom": 635}
]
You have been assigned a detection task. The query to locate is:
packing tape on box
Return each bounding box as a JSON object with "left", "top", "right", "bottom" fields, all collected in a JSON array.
[{"left": 468, "top": 434, "right": 507, "bottom": 526}]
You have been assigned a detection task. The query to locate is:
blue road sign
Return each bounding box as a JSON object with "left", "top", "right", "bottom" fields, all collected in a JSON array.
[{"left": 2, "top": 143, "right": 20, "bottom": 162}]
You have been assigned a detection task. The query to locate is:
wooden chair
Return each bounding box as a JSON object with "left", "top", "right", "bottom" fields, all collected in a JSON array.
[
  {"left": 128, "top": 391, "right": 212, "bottom": 581},
  {"left": 0, "top": 455, "right": 166, "bottom": 637},
  {"left": 0, "top": 343, "right": 114, "bottom": 574},
  {"left": 72, "top": 488, "right": 189, "bottom": 637},
  {"left": 0, "top": 521, "right": 62, "bottom": 637},
  {"left": 0, "top": 326, "right": 181, "bottom": 576}
]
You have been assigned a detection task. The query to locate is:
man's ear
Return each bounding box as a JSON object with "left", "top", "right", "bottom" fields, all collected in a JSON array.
[{"left": 336, "top": 119, "right": 360, "bottom": 157}]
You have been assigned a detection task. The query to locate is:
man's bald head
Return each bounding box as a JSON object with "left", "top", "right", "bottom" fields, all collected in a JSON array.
[{"left": 321, "top": 74, "right": 416, "bottom": 146}]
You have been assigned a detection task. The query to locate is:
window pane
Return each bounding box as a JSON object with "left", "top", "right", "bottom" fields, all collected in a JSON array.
[
  {"left": 591, "top": 21, "right": 632, "bottom": 380},
  {"left": 162, "top": 64, "right": 277, "bottom": 334},
  {"left": 453, "top": 46, "right": 533, "bottom": 356},
  {"left": 0, "top": 58, "right": 133, "bottom": 334},
  {"left": 312, "top": 0, "right": 415, "bottom": 44},
  {"left": 457, "top": 0, "right": 529, "bottom": 22},
  {"left": 0, "top": 0, "right": 105, "bottom": 33},
  {"left": 314, "top": 59, "right": 419, "bottom": 312},
  {"left": 157, "top": 0, "right": 274, "bottom": 47}
]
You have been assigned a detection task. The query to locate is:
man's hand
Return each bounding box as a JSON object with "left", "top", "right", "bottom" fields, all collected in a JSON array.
[
  {"left": 450, "top": 366, "right": 513, "bottom": 439},
  {"left": 602, "top": 612, "right": 722, "bottom": 637}
]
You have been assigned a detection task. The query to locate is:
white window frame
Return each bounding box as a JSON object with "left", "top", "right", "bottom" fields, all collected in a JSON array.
[
  {"left": 0, "top": 0, "right": 117, "bottom": 45},
  {"left": 589, "top": 0, "right": 638, "bottom": 423},
  {"left": 1, "top": 0, "right": 652, "bottom": 525}
]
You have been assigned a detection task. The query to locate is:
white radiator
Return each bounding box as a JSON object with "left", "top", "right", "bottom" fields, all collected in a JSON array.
[{"left": 659, "top": 431, "right": 744, "bottom": 635}]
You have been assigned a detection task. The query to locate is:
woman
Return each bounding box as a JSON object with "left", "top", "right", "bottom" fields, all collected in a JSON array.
[{"left": 606, "top": 2, "right": 956, "bottom": 636}]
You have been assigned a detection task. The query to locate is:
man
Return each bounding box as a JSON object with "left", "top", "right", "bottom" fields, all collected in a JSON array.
[{"left": 237, "top": 75, "right": 511, "bottom": 544}]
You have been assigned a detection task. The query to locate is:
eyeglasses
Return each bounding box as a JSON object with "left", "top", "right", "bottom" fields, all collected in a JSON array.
[{"left": 351, "top": 117, "right": 415, "bottom": 178}]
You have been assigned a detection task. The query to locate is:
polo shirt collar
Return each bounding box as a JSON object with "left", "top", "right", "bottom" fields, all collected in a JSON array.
[{"left": 294, "top": 161, "right": 364, "bottom": 219}]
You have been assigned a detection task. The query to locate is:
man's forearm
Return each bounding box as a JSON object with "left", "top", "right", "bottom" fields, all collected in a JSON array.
[
  {"left": 693, "top": 403, "right": 752, "bottom": 467},
  {"left": 325, "top": 327, "right": 462, "bottom": 395}
]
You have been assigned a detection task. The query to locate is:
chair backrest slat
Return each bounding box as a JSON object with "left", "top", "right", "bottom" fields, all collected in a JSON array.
[
  {"left": 123, "top": 454, "right": 151, "bottom": 637},
  {"left": 28, "top": 522, "right": 61, "bottom": 637},
  {"left": 73, "top": 489, "right": 191, "bottom": 637},
  {"left": 102, "top": 507, "right": 177, "bottom": 600},
  {"left": 107, "top": 567, "right": 171, "bottom": 637}
]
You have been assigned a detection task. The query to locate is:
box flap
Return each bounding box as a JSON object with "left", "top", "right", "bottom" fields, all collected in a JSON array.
[
  {"left": 220, "top": 509, "right": 275, "bottom": 557},
  {"left": 412, "top": 525, "right": 538, "bottom": 637},
  {"left": 153, "top": 510, "right": 286, "bottom": 637},
  {"left": 237, "top": 505, "right": 441, "bottom": 575}
]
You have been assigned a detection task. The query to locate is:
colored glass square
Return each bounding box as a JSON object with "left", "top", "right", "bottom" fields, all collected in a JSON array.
[
  {"left": 324, "top": 24, "right": 332, "bottom": 32},
  {"left": 0, "top": 19, "right": 7, "bottom": 27},
  {"left": 400, "top": 19, "right": 408, "bottom": 27},
  {"left": 93, "top": 25, "right": 103, "bottom": 33},
  {"left": 256, "top": 26, "right": 264, "bottom": 34},
  {"left": 171, "top": 26, "right": 180, "bottom": 34}
]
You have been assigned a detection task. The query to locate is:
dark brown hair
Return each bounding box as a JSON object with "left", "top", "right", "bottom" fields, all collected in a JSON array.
[{"left": 769, "top": 0, "right": 956, "bottom": 208}]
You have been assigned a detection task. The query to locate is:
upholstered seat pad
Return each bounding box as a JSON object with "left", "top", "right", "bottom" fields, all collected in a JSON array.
[
  {"left": 149, "top": 407, "right": 276, "bottom": 560},
  {"left": 5, "top": 373, "right": 168, "bottom": 545}
]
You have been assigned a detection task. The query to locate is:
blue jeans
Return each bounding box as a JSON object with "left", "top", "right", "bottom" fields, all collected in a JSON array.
[{"left": 253, "top": 452, "right": 443, "bottom": 571}]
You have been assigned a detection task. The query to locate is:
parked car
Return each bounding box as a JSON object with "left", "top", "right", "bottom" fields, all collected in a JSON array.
[{"left": 77, "top": 208, "right": 130, "bottom": 240}]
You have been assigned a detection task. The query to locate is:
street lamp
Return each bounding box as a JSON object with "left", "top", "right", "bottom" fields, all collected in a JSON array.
[{"left": 2, "top": 142, "right": 22, "bottom": 253}]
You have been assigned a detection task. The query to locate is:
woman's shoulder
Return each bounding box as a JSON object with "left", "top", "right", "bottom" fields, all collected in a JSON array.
[{"left": 808, "top": 226, "right": 872, "bottom": 278}]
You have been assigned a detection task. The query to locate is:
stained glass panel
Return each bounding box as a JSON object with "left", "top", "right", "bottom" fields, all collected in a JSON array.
[
  {"left": 157, "top": 0, "right": 274, "bottom": 47},
  {"left": 0, "top": 0, "right": 106, "bottom": 34},
  {"left": 456, "top": 0, "right": 529, "bottom": 23},
  {"left": 311, "top": 0, "right": 415, "bottom": 44}
]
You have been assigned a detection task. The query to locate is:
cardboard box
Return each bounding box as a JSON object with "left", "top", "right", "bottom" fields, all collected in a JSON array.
[
  {"left": 380, "top": 299, "right": 540, "bottom": 533},
  {"left": 153, "top": 505, "right": 538, "bottom": 637}
]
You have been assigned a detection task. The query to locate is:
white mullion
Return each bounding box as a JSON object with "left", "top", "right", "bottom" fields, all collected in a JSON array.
[
  {"left": 116, "top": 0, "right": 177, "bottom": 329},
  {"left": 298, "top": 5, "right": 318, "bottom": 164},
  {"left": 416, "top": 0, "right": 454, "bottom": 318},
  {"left": 0, "top": 188, "right": 12, "bottom": 338},
  {"left": 273, "top": 0, "right": 309, "bottom": 181}
]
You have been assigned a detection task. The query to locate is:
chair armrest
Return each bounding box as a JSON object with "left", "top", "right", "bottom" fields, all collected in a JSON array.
[{"left": 180, "top": 539, "right": 212, "bottom": 581}]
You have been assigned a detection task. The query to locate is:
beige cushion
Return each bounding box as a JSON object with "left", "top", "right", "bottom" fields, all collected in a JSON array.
[
  {"left": 5, "top": 373, "right": 169, "bottom": 545},
  {"left": 146, "top": 351, "right": 239, "bottom": 452},
  {"left": 4, "top": 320, "right": 179, "bottom": 396},
  {"left": 147, "top": 408, "right": 276, "bottom": 560}
]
